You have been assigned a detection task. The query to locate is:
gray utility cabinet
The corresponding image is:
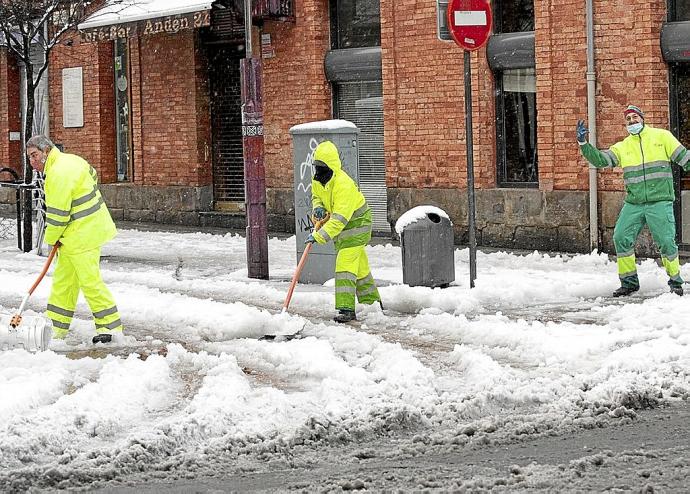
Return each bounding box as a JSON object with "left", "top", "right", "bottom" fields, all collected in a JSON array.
[
  {"left": 400, "top": 210, "right": 455, "bottom": 288},
  {"left": 289, "top": 120, "right": 360, "bottom": 284}
]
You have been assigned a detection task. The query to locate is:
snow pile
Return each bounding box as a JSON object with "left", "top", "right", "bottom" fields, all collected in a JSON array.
[
  {"left": 0, "top": 227, "right": 688, "bottom": 490},
  {"left": 394, "top": 205, "right": 451, "bottom": 235}
]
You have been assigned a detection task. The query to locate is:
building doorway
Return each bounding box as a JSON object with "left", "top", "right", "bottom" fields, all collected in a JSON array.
[{"left": 207, "top": 44, "right": 245, "bottom": 212}]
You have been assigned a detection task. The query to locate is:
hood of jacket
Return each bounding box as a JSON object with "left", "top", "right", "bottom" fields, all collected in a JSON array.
[{"left": 313, "top": 141, "right": 342, "bottom": 173}]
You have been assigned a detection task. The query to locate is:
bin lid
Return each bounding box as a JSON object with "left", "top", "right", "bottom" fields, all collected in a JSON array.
[
  {"left": 289, "top": 119, "right": 359, "bottom": 135},
  {"left": 395, "top": 205, "right": 452, "bottom": 234}
]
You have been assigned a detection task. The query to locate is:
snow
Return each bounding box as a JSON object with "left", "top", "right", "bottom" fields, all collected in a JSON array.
[
  {"left": 394, "top": 205, "right": 452, "bottom": 234},
  {"left": 0, "top": 226, "right": 688, "bottom": 488},
  {"left": 79, "top": 0, "right": 215, "bottom": 29},
  {"left": 289, "top": 119, "right": 357, "bottom": 133}
]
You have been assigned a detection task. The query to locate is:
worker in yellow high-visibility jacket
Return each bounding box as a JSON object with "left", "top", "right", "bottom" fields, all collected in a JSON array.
[
  {"left": 27, "top": 135, "right": 123, "bottom": 344},
  {"left": 577, "top": 106, "right": 688, "bottom": 297},
  {"left": 306, "top": 140, "right": 382, "bottom": 322}
]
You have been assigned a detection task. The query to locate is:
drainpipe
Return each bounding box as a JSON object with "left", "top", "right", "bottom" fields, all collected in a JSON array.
[{"left": 586, "top": 0, "right": 599, "bottom": 251}]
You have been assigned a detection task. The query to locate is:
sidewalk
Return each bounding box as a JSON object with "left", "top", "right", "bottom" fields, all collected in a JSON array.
[{"left": 116, "top": 220, "right": 401, "bottom": 247}]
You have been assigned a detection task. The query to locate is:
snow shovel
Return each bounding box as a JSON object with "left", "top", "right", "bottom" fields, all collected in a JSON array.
[
  {"left": 260, "top": 217, "right": 328, "bottom": 341},
  {"left": 0, "top": 244, "right": 57, "bottom": 352}
]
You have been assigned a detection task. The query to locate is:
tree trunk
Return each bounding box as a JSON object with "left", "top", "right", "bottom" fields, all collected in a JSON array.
[{"left": 20, "top": 55, "right": 35, "bottom": 252}]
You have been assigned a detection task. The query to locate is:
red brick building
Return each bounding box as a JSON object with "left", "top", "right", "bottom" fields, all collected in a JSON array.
[{"left": 2, "top": 0, "right": 690, "bottom": 255}]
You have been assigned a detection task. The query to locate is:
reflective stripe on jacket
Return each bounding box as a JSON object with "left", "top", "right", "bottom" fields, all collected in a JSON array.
[
  {"left": 43, "top": 148, "right": 117, "bottom": 253},
  {"left": 311, "top": 141, "right": 372, "bottom": 250},
  {"left": 580, "top": 125, "right": 690, "bottom": 204}
]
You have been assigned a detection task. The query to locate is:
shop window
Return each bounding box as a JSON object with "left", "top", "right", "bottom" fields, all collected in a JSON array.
[
  {"left": 494, "top": 0, "right": 534, "bottom": 33},
  {"left": 670, "top": 0, "right": 690, "bottom": 21},
  {"left": 492, "top": 1, "right": 536, "bottom": 186},
  {"left": 496, "top": 68, "right": 538, "bottom": 186},
  {"left": 114, "top": 39, "right": 132, "bottom": 182},
  {"left": 330, "top": 0, "right": 380, "bottom": 49}
]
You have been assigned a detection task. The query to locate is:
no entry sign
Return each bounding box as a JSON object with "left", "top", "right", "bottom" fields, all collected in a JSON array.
[{"left": 446, "top": 0, "right": 492, "bottom": 51}]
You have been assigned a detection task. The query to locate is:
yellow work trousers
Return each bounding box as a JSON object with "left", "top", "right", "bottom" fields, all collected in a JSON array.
[
  {"left": 47, "top": 247, "right": 123, "bottom": 339},
  {"left": 334, "top": 245, "right": 381, "bottom": 311}
]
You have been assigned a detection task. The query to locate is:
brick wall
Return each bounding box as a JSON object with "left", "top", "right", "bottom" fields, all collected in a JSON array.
[
  {"left": 49, "top": 33, "right": 116, "bottom": 182},
  {"left": 194, "top": 34, "right": 212, "bottom": 186},
  {"left": 380, "top": 0, "right": 495, "bottom": 190},
  {"left": 128, "top": 31, "right": 211, "bottom": 187},
  {"left": 49, "top": 29, "right": 210, "bottom": 188},
  {"left": 377, "top": 0, "right": 668, "bottom": 196},
  {"left": 0, "top": 1, "right": 674, "bottom": 250},
  {"left": 0, "top": 49, "right": 21, "bottom": 175},
  {"left": 0, "top": 49, "right": 8, "bottom": 169},
  {"left": 261, "top": 0, "right": 332, "bottom": 188},
  {"left": 537, "top": 0, "right": 668, "bottom": 194},
  {"left": 593, "top": 0, "right": 668, "bottom": 193}
]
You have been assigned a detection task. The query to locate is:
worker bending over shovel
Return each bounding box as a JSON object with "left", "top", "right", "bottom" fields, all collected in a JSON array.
[
  {"left": 27, "top": 135, "right": 123, "bottom": 344},
  {"left": 306, "top": 140, "right": 382, "bottom": 322}
]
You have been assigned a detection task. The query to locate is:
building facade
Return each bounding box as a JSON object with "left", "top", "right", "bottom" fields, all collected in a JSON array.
[{"left": 2, "top": 0, "right": 690, "bottom": 256}]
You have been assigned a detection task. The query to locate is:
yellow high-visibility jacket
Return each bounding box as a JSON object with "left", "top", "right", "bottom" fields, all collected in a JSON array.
[
  {"left": 311, "top": 141, "right": 371, "bottom": 250},
  {"left": 43, "top": 148, "right": 116, "bottom": 253},
  {"left": 580, "top": 125, "right": 690, "bottom": 204}
]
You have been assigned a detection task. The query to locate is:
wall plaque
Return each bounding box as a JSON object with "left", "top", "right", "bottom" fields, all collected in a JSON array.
[{"left": 62, "top": 67, "right": 84, "bottom": 128}]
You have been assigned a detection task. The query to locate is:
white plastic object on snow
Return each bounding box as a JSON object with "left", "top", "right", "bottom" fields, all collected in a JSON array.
[{"left": 0, "top": 314, "right": 52, "bottom": 352}]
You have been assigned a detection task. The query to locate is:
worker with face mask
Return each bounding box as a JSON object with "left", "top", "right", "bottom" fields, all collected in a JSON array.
[
  {"left": 577, "top": 105, "right": 690, "bottom": 297},
  {"left": 306, "top": 140, "right": 382, "bottom": 322}
]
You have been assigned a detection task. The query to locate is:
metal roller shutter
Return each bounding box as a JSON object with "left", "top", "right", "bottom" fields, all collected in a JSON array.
[
  {"left": 334, "top": 81, "right": 389, "bottom": 234},
  {"left": 208, "top": 46, "right": 245, "bottom": 208}
]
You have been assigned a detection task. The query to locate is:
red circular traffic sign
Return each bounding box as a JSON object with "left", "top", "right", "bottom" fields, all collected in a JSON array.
[{"left": 446, "top": 0, "right": 492, "bottom": 51}]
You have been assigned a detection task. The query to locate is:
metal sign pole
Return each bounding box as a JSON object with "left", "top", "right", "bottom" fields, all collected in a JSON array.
[
  {"left": 447, "top": 0, "right": 491, "bottom": 288},
  {"left": 463, "top": 50, "right": 477, "bottom": 288}
]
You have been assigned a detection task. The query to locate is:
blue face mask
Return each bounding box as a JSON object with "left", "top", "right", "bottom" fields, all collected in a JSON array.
[{"left": 627, "top": 122, "right": 643, "bottom": 135}]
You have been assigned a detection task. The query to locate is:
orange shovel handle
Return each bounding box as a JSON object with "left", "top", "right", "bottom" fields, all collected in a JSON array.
[
  {"left": 283, "top": 217, "right": 328, "bottom": 312},
  {"left": 28, "top": 243, "right": 59, "bottom": 296},
  {"left": 10, "top": 243, "right": 59, "bottom": 328},
  {"left": 282, "top": 242, "right": 313, "bottom": 311}
]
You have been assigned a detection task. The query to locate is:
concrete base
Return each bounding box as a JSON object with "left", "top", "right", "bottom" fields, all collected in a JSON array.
[
  {"left": 2, "top": 183, "right": 685, "bottom": 258},
  {"left": 100, "top": 184, "right": 213, "bottom": 226},
  {"left": 388, "top": 187, "right": 591, "bottom": 253},
  {"left": 387, "top": 188, "right": 664, "bottom": 258}
]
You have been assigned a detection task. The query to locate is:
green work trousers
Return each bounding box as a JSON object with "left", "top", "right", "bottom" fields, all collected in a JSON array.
[
  {"left": 47, "top": 247, "right": 123, "bottom": 339},
  {"left": 334, "top": 245, "right": 381, "bottom": 311},
  {"left": 613, "top": 201, "right": 683, "bottom": 288}
]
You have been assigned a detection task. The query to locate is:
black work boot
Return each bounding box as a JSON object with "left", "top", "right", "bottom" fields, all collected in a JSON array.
[
  {"left": 333, "top": 309, "right": 356, "bottom": 323},
  {"left": 92, "top": 333, "right": 113, "bottom": 344},
  {"left": 669, "top": 284, "right": 684, "bottom": 296},
  {"left": 612, "top": 285, "right": 639, "bottom": 297}
]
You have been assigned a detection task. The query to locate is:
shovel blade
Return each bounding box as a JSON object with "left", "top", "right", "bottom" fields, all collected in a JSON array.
[{"left": 0, "top": 314, "right": 52, "bottom": 352}]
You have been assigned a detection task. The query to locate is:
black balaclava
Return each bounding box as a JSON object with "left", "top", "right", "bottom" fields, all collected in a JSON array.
[{"left": 313, "top": 161, "right": 333, "bottom": 185}]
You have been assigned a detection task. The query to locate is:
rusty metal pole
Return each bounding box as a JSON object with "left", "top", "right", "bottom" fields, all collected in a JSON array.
[{"left": 241, "top": 0, "right": 269, "bottom": 279}]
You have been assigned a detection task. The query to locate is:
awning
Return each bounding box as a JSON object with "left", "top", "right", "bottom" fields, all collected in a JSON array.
[{"left": 79, "top": 0, "right": 215, "bottom": 42}]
